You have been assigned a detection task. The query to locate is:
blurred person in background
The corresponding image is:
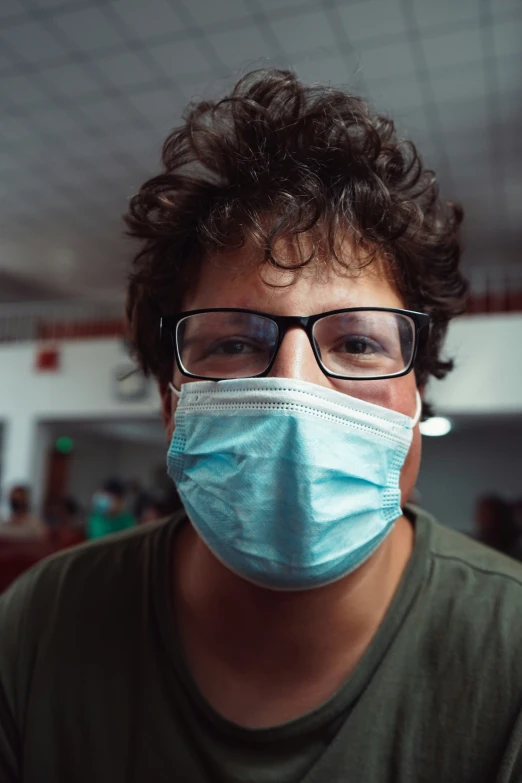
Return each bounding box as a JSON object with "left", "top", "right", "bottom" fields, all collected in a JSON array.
[
  {"left": 127, "top": 477, "right": 153, "bottom": 520},
  {"left": 0, "top": 485, "right": 46, "bottom": 541},
  {"left": 86, "top": 478, "right": 136, "bottom": 540},
  {"left": 139, "top": 497, "right": 166, "bottom": 525},
  {"left": 513, "top": 499, "right": 522, "bottom": 534},
  {"left": 47, "top": 497, "right": 86, "bottom": 550},
  {"left": 2, "top": 69, "right": 522, "bottom": 782},
  {"left": 474, "top": 494, "right": 522, "bottom": 560}
]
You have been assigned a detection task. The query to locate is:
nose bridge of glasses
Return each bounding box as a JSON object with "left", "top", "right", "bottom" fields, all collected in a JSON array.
[{"left": 269, "top": 316, "right": 322, "bottom": 381}]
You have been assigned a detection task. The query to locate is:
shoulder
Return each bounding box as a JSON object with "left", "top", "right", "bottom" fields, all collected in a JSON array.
[
  {"left": 0, "top": 515, "right": 183, "bottom": 708},
  {"left": 1, "top": 514, "right": 182, "bottom": 614},
  {"left": 422, "top": 508, "right": 522, "bottom": 590},
  {"left": 411, "top": 507, "right": 522, "bottom": 688},
  {"left": 409, "top": 506, "right": 522, "bottom": 663}
]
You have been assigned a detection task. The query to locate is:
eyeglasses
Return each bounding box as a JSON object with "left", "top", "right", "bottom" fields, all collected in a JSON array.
[{"left": 160, "top": 307, "right": 430, "bottom": 382}]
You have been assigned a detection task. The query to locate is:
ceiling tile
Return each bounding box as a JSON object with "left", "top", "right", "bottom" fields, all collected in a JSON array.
[
  {"left": 492, "top": 18, "right": 522, "bottom": 58},
  {"left": 358, "top": 39, "right": 417, "bottom": 82},
  {"left": 422, "top": 27, "right": 483, "bottom": 71},
  {"left": 368, "top": 77, "right": 426, "bottom": 115},
  {"left": 40, "top": 62, "right": 101, "bottom": 98},
  {"left": 110, "top": 0, "right": 184, "bottom": 40},
  {"left": 0, "top": 73, "right": 49, "bottom": 108},
  {"left": 413, "top": 0, "right": 479, "bottom": 31},
  {"left": 178, "top": 72, "right": 224, "bottom": 104},
  {"left": 126, "top": 86, "right": 181, "bottom": 123},
  {"left": 395, "top": 107, "right": 432, "bottom": 140},
  {"left": 437, "top": 97, "right": 488, "bottom": 134},
  {"left": 25, "top": 0, "right": 87, "bottom": 8},
  {"left": 62, "top": 135, "right": 109, "bottom": 159},
  {"left": 272, "top": 10, "right": 337, "bottom": 55},
  {"left": 0, "top": 0, "right": 26, "bottom": 20},
  {"left": 30, "top": 106, "right": 80, "bottom": 136},
  {"left": 52, "top": 7, "right": 124, "bottom": 51},
  {"left": 80, "top": 96, "right": 134, "bottom": 129},
  {"left": 294, "top": 53, "right": 359, "bottom": 88},
  {"left": 491, "top": 0, "right": 522, "bottom": 13},
  {"left": 0, "top": 115, "right": 33, "bottom": 142},
  {"left": 336, "top": 0, "right": 407, "bottom": 44},
  {"left": 500, "top": 93, "right": 522, "bottom": 125},
  {"left": 112, "top": 126, "right": 160, "bottom": 158},
  {"left": 430, "top": 61, "right": 486, "bottom": 105},
  {"left": 256, "top": 0, "right": 312, "bottom": 9},
  {"left": 188, "top": 0, "right": 250, "bottom": 27},
  {"left": 496, "top": 54, "right": 522, "bottom": 94},
  {"left": 7, "top": 20, "right": 67, "bottom": 63},
  {"left": 97, "top": 51, "right": 154, "bottom": 89},
  {"left": 0, "top": 53, "right": 14, "bottom": 71},
  {"left": 148, "top": 39, "right": 208, "bottom": 78},
  {"left": 504, "top": 181, "right": 522, "bottom": 219},
  {"left": 446, "top": 129, "right": 489, "bottom": 163},
  {"left": 210, "top": 25, "right": 271, "bottom": 69}
]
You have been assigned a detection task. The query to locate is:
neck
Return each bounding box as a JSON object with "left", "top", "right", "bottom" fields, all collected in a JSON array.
[{"left": 173, "top": 514, "right": 414, "bottom": 727}]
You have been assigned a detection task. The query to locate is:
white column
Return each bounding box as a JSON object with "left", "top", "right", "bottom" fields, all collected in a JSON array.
[{"left": 0, "top": 414, "right": 48, "bottom": 518}]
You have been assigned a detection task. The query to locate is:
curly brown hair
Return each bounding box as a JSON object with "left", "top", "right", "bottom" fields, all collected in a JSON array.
[{"left": 124, "top": 68, "right": 467, "bottom": 391}]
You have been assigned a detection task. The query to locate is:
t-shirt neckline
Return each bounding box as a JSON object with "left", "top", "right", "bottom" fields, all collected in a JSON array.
[{"left": 153, "top": 505, "right": 433, "bottom": 743}]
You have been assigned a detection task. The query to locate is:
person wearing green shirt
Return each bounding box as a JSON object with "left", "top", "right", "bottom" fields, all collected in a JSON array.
[
  {"left": 1, "top": 69, "right": 522, "bottom": 783},
  {"left": 86, "top": 478, "right": 136, "bottom": 540}
]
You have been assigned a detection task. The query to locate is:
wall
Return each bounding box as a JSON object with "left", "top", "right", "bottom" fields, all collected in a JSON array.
[
  {"left": 117, "top": 440, "right": 166, "bottom": 492},
  {"left": 416, "top": 418, "right": 522, "bottom": 533},
  {"left": 0, "top": 338, "right": 160, "bottom": 510},
  {"left": 428, "top": 313, "right": 522, "bottom": 415},
  {"left": 0, "top": 339, "right": 159, "bottom": 421},
  {"left": 1, "top": 313, "right": 522, "bottom": 518},
  {"left": 66, "top": 433, "right": 165, "bottom": 510}
]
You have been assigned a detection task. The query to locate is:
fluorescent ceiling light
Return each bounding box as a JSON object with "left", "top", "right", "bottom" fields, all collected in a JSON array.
[{"left": 419, "top": 417, "right": 452, "bottom": 437}]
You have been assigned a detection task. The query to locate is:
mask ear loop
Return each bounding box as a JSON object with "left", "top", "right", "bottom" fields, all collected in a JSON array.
[
  {"left": 169, "top": 382, "right": 181, "bottom": 399},
  {"left": 412, "top": 390, "right": 422, "bottom": 428}
]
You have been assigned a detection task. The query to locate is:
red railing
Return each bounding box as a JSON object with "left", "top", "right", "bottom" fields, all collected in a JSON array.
[
  {"left": 0, "top": 279, "right": 521, "bottom": 345},
  {"left": 465, "top": 266, "right": 522, "bottom": 315}
]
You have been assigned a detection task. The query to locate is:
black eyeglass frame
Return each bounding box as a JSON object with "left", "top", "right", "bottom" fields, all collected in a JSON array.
[{"left": 160, "top": 307, "right": 430, "bottom": 382}]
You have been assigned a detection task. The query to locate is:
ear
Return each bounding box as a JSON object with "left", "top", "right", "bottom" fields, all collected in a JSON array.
[{"left": 159, "top": 380, "right": 175, "bottom": 442}]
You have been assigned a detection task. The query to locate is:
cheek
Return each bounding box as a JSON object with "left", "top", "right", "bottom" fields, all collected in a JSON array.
[{"left": 342, "top": 376, "right": 414, "bottom": 418}]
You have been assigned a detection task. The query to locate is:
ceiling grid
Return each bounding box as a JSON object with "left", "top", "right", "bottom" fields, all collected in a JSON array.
[{"left": 0, "top": 0, "right": 519, "bottom": 300}]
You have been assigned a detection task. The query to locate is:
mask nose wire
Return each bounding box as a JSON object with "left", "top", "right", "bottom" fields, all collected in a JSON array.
[{"left": 171, "top": 381, "right": 423, "bottom": 426}]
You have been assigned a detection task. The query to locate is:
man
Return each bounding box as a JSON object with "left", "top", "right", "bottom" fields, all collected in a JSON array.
[
  {"left": 0, "top": 485, "right": 46, "bottom": 541},
  {"left": 1, "top": 69, "right": 521, "bottom": 782},
  {"left": 86, "top": 478, "right": 136, "bottom": 540}
]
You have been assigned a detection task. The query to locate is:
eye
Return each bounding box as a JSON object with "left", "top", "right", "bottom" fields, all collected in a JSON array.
[
  {"left": 337, "top": 335, "right": 383, "bottom": 355},
  {"left": 207, "top": 337, "right": 263, "bottom": 357}
]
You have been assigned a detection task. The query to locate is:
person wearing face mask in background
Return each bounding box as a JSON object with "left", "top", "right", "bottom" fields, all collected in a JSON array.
[
  {"left": 3, "top": 70, "right": 522, "bottom": 783},
  {"left": 0, "top": 485, "right": 46, "bottom": 541},
  {"left": 86, "top": 478, "right": 136, "bottom": 540}
]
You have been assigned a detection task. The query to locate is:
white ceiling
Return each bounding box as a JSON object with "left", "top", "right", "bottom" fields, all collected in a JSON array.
[{"left": 1, "top": 0, "right": 521, "bottom": 302}]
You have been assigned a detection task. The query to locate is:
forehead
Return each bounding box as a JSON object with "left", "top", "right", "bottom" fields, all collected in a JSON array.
[{"left": 183, "top": 239, "right": 405, "bottom": 314}]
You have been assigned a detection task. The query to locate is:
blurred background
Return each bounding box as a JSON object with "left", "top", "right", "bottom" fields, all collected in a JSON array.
[{"left": 1, "top": 0, "right": 521, "bottom": 585}]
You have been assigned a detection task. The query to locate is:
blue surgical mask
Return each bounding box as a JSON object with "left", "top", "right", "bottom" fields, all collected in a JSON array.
[
  {"left": 92, "top": 492, "right": 111, "bottom": 515},
  {"left": 167, "top": 378, "right": 421, "bottom": 591}
]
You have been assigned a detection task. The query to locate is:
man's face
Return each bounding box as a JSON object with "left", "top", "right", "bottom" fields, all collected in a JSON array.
[{"left": 162, "top": 241, "right": 422, "bottom": 507}]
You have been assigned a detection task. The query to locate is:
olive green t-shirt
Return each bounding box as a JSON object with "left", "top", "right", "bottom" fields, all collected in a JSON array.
[{"left": 2, "top": 507, "right": 522, "bottom": 783}]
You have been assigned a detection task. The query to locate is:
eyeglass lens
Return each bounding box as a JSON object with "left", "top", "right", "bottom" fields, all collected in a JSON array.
[{"left": 176, "top": 310, "right": 415, "bottom": 379}]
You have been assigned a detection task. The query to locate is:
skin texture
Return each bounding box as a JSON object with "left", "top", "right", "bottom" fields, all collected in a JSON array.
[{"left": 161, "top": 243, "right": 422, "bottom": 728}]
